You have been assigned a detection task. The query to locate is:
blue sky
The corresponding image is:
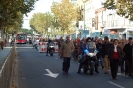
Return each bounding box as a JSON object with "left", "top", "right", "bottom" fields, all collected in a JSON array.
[{"left": 22, "top": 0, "right": 60, "bottom": 29}]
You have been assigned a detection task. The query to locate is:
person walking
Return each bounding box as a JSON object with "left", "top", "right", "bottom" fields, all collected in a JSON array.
[
  {"left": 123, "top": 37, "right": 133, "bottom": 77},
  {"left": 102, "top": 36, "right": 112, "bottom": 74},
  {"left": 96, "top": 38, "right": 104, "bottom": 69},
  {"left": 0, "top": 40, "right": 4, "bottom": 50},
  {"left": 119, "top": 38, "right": 126, "bottom": 74},
  {"left": 59, "top": 35, "right": 74, "bottom": 74},
  {"left": 108, "top": 39, "right": 122, "bottom": 80}
]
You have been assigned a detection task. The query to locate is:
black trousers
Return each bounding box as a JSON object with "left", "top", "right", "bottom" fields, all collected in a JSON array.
[
  {"left": 46, "top": 46, "right": 49, "bottom": 55},
  {"left": 62, "top": 57, "right": 71, "bottom": 73},
  {"left": 1, "top": 45, "right": 3, "bottom": 50},
  {"left": 110, "top": 59, "right": 119, "bottom": 78},
  {"left": 125, "top": 59, "right": 132, "bottom": 75}
]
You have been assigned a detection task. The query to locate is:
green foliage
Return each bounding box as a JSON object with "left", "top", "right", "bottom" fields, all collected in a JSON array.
[
  {"left": 103, "top": 0, "right": 133, "bottom": 20},
  {"left": 103, "top": 0, "right": 116, "bottom": 9},
  {"left": 19, "top": 28, "right": 33, "bottom": 34},
  {"left": 29, "top": 12, "right": 54, "bottom": 34},
  {"left": 51, "top": 0, "right": 78, "bottom": 33},
  {"left": 0, "top": 0, "right": 38, "bottom": 34}
]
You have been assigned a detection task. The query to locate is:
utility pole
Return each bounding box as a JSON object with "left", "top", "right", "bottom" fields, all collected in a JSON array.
[{"left": 82, "top": 0, "right": 86, "bottom": 38}]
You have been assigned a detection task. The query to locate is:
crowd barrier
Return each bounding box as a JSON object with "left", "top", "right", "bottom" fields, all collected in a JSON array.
[{"left": 37, "top": 42, "right": 59, "bottom": 53}]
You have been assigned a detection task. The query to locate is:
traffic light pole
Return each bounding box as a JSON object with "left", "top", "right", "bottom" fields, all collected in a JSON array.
[{"left": 83, "top": 3, "right": 86, "bottom": 38}]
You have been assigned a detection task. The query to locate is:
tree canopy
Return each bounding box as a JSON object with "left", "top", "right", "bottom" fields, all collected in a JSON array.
[
  {"left": 103, "top": 0, "right": 133, "bottom": 20},
  {"left": 0, "top": 0, "right": 38, "bottom": 34},
  {"left": 19, "top": 28, "right": 33, "bottom": 35},
  {"left": 51, "top": 0, "right": 78, "bottom": 33},
  {"left": 29, "top": 12, "right": 53, "bottom": 34}
]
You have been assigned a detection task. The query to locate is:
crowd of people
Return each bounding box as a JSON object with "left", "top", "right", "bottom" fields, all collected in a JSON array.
[{"left": 58, "top": 35, "right": 133, "bottom": 80}]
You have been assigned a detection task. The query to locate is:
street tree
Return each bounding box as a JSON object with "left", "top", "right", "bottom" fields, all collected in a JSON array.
[
  {"left": 0, "top": 0, "right": 38, "bottom": 34},
  {"left": 51, "top": 0, "right": 78, "bottom": 34},
  {"left": 29, "top": 12, "right": 53, "bottom": 34},
  {"left": 103, "top": 0, "right": 133, "bottom": 20}
]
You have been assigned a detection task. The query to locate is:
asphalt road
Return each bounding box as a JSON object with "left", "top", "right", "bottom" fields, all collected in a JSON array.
[{"left": 17, "top": 44, "right": 133, "bottom": 88}]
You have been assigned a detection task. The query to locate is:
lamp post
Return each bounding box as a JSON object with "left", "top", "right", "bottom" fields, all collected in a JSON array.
[
  {"left": 81, "top": 0, "right": 86, "bottom": 38},
  {"left": 100, "top": 0, "right": 105, "bottom": 35}
]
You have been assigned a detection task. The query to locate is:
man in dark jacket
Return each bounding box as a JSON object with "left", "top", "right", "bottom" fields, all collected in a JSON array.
[
  {"left": 96, "top": 38, "right": 104, "bottom": 69},
  {"left": 46, "top": 39, "right": 54, "bottom": 56},
  {"left": 123, "top": 37, "right": 133, "bottom": 76},
  {"left": 102, "top": 36, "right": 112, "bottom": 74}
]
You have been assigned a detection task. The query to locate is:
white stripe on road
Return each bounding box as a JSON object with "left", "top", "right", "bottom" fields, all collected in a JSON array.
[
  {"left": 16, "top": 47, "right": 33, "bottom": 48},
  {"left": 108, "top": 81, "right": 125, "bottom": 88}
]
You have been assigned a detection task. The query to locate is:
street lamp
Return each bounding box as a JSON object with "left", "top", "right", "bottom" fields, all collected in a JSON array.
[{"left": 81, "top": 0, "right": 86, "bottom": 38}]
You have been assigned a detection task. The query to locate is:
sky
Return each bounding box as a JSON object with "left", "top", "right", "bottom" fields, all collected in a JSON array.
[{"left": 22, "top": 0, "right": 60, "bottom": 29}]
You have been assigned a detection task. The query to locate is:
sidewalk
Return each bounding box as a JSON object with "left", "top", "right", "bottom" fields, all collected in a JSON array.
[{"left": 0, "top": 43, "right": 12, "bottom": 69}]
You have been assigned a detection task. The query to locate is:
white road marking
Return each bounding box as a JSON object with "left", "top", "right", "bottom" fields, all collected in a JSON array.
[
  {"left": 44, "top": 69, "right": 59, "bottom": 78},
  {"left": 16, "top": 47, "right": 33, "bottom": 48},
  {"left": 108, "top": 81, "right": 125, "bottom": 88}
]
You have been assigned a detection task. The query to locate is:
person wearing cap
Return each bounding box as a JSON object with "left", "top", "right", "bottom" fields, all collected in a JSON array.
[{"left": 123, "top": 37, "right": 133, "bottom": 77}]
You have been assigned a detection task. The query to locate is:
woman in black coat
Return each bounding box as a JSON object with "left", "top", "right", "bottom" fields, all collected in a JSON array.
[{"left": 108, "top": 39, "right": 123, "bottom": 80}]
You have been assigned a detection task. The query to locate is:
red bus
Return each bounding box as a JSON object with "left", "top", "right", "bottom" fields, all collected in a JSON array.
[{"left": 16, "top": 33, "right": 27, "bottom": 44}]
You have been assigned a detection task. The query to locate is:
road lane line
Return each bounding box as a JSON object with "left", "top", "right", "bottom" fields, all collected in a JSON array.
[{"left": 108, "top": 81, "right": 125, "bottom": 88}]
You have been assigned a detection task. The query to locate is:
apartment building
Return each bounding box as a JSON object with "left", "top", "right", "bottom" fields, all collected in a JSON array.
[
  {"left": 95, "top": 9, "right": 133, "bottom": 39},
  {"left": 76, "top": 0, "right": 133, "bottom": 39}
]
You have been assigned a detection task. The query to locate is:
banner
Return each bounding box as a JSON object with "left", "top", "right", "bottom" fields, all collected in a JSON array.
[
  {"left": 81, "top": 30, "right": 89, "bottom": 38},
  {"left": 110, "top": 34, "right": 116, "bottom": 39},
  {"left": 95, "top": 32, "right": 101, "bottom": 37},
  {"left": 90, "top": 33, "right": 96, "bottom": 37},
  {"left": 71, "top": 34, "right": 76, "bottom": 39},
  {"left": 102, "top": 34, "right": 108, "bottom": 38}
]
